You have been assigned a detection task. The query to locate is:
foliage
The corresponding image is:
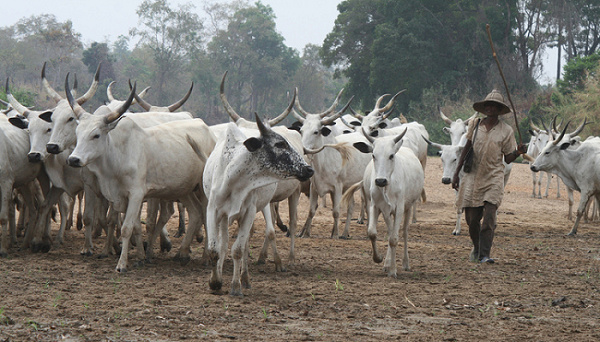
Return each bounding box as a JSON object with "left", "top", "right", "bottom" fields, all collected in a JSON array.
[{"left": 556, "top": 52, "right": 600, "bottom": 95}]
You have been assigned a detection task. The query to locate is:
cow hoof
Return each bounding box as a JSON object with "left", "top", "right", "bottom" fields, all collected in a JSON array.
[
  {"left": 134, "top": 260, "right": 145, "bottom": 268},
  {"left": 160, "top": 241, "right": 172, "bottom": 253},
  {"left": 80, "top": 250, "right": 93, "bottom": 257},
  {"left": 277, "top": 223, "right": 288, "bottom": 233},
  {"left": 116, "top": 266, "right": 127, "bottom": 273},
  {"left": 357, "top": 219, "right": 364, "bottom": 225},
  {"left": 77, "top": 221, "right": 83, "bottom": 231},
  {"left": 97, "top": 254, "right": 108, "bottom": 259},
  {"left": 452, "top": 232, "right": 459, "bottom": 236},
  {"left": 566, "top": 232, "right": 577, "bottom": 236},
  {"left": 40, "top": 242, "right": 51, "bottom": 253},
  {"left": 196, "top": 235, "right": 204, "bottom": 244},
  {"left": 142, "top": 241, "right": 148, "bottom": 252},
  {"left": 230, "top": 289, "right": 243, "bottom": 297},
  {"left": 209, "top": 279, "right": 222, "bottom": 291},
  {"left": 339, "top": 235, "right": 351, "bottom": 240},
  {"left": 174, "top": 231, "right": 184, "bottom": 238}
]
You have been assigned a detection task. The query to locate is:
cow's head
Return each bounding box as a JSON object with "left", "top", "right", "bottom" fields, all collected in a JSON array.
[
  {"left": 245, "top": 113, "right": 314, "bottom": 182},
  {"left": 439, "top": 109, "right": 478, "bottom": 146},
  {"left": 66, "top": 75, "right": 135, "bottom": 168},
  {"left": 531, "top": 122, "right": 574, "bottom": 173},
  {"left": 422, "top": 135, "right": 463, "bottom": 184},
  {"left": 353, "top": 127, "right": 407, "bottom": 187}
]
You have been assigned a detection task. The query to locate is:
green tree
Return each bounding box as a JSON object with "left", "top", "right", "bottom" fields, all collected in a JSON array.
[
  {"left": 131, "top": 0, "right": 204, "bottom": 104},
  {"left": 207, "top": 1, "right": 300, "bottom": 120}
]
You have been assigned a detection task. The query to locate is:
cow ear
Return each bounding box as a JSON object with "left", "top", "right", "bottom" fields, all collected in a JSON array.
[
  {"left": 288, "top": 125, "right": 301, "bottom": 132},
  {"left": 437, "top": 151, "right": 442, "bottom": 157},
  {"left": 321, "top": 127, "right": 332, "bottom": 136},
  {"left": 378, "top": 122, "right": 387, "bottom": 129},
  {"left": 528, "top": 129, "right": 534, "bottom": 136},
  {"left": 8, "top": 115, "right": 28, "bottom": 129},
  {"left": 353, "top": 142, "right": 372, "bottom": 154},
  {"left": 442, "top": 127, "right": 450, "bottom": 135},
  {"left": 370, "top": 130, "right": 379, "bottom": 137},
  {"left": 244, "top": 137, "right": 263, "bottom": 152},
  {"left": 39, "top": 111, "right": 53, "bottom": 123},
  {"left": 560, "top": 142, "right": 570, "bottom": 150},
  {"left": 350, "top": 120, "right": 361, "bottom": 126}
]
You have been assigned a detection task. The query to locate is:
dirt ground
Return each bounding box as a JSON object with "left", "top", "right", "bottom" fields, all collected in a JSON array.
[{"left": 1, "top": 157, "right": 600, "bottom": 341}]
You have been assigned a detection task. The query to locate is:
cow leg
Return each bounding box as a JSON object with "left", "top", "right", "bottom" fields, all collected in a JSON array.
[
  {"left": 530, "top": 170, "right": 537, "bottom": 198},
  {"left": 81, "top": 190, "right": 100, "bottom": 256},
  {"left": 367, "top": 204, "right": 383, "bottom": 264},
  {"left": 341, "top": 194, "right": 354, "bottom": 240},
  {"left": 453, "top": 210, "right": 462, "bottom": 235},
  {"left": 144, "top": 200, "right": 168, "bottom": 262},
  {"left": 0, "top": 183, "right": 13, "bottom": 258},
  {"left": 258, "top": 205, "right": 284, "bottom": 272},
  {"left": 298, "top": 184, "right": 319, "bottom": 238},
  {"left": 287, "top": 190, "right": 300, "bottom": 266},
  {"left": 357, "top": 192, "right": 366, "bottom": 224},
  {"left": 116, "top": 194, "right": 145, "bottom": 273},
  {"left": 230, "top": 205, "right": 256, "bottom": 296},
  {"left": 273, "top": 202, "right": 288, "bottom": 233},
  {"left": 30, "top": 186, "right": 63, "bottom": 253},
  {"left": 569, "top": 191, "right": 593, "bottom": 236},
  {"left": 411, "top": 201, "right": 418, "bottom": 223},
  {"left": 158, "top": 202, "right": 174, "bottom": 253},
  {"left": 543, "top": 172, "right": 552, "bottom": 198},
  {"left": 76, "top": 191, "right": 84, "bottom": 231},
  {"left": 175, "top": 194, "right": 203, "bottom": 265},
  {"left": 567, "top": 188, "right": 574, "bottom": 220},
  {"left": 54, "top": 192, "right": 75, "bottom": 246},
  {"left": 99, "top": 205, "right": 120, "bottom": 258},
  {"left": 556, "top": 176, "right": 561, "bottom": 199},
  {"left": 384, "top": 209, "right": 400, "bottom": 278},
  {"left": 173, "top": 202, "right": 186, "bottom": 238},
  {"left": 330, "top": 189, "right": 342, "bottom": 239}
]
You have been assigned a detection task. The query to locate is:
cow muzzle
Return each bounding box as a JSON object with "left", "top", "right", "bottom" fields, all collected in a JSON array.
[
  {"left": 375, "top": 178, "right": 388, "bottom": 187},
  {"left": 28, "top": 153, "right": 42, "bottom": 163},
  {"left": 47, "top": 143, "right": 61, "bottom": 155},
  {"left": 441, "top": 177, "right": 451, "bottom": 184},
  {"left": 297, "top": 166, "right": 315, "bottom": 182},
  {"left": 67, "top": 156, "right": 82, "bottom": 168},
  {"left": 530, "top": 165, "right": 539, "bottom": 172}
]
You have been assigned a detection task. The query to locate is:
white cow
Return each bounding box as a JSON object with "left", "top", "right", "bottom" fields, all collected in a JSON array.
[
  {"left": 204, "top": 116, "right": 314, "bottom": 296},
  {"left": 439, "top": 108, "right": 477, "bottom": 145},
  {"left": 343, "top": 128, "right": 424, "bottom": 277},
  {"left": 530, "top": 120, "right": 599, "bottom": 235},
  {"left": 292, "top": 89, "right": 371, "bottom": 239},
  {"left": 65, "top": 80, "right": 216, "bottom": 272},
  {"left": 0, "top": 84, "right": 43, "bottom": 257}
]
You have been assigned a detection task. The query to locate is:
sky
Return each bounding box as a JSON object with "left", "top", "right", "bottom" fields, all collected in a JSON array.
[
  {"left": 0, "top": 0, "right": 341, "bottom": 52},
  {"left": 1, "top": 0, "right": 560, "bottom": 83}
]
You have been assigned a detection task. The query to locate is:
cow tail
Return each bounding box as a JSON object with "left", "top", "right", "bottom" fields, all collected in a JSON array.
[
  {"left": 186, "top": 134, "right": 208, "bottom": 163},
  {"left": 341, "top": 181, "right": 363, "bottom": 209}
]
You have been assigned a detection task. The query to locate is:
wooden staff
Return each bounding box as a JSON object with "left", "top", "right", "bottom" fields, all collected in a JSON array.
[{"left": 486, "top": 24, "right": 534, "bottom": 162}]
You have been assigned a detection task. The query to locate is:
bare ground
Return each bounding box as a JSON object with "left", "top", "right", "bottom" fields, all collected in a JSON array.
[{"left": 1, "top": 157, "right": 600, "bottom": 341}]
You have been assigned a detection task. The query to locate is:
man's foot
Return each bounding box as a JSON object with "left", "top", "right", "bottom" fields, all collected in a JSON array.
[
  {"left": 469, "top": 248, "right": 479, "bottom": 263},
  {"left": 480, "top": 256, "right": 495, "bottom": 264}
]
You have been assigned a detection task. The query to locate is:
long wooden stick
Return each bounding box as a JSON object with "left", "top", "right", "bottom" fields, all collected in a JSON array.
[
  {"left": 485, "top": 24, "right": 522, "bottom": 144},
  {"left": 486, "top": 24, "right": 534, "bottom": 162}
]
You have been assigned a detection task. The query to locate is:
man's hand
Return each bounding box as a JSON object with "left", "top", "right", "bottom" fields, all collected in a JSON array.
[
  {"left": 452, "top": 173, "right": 460, "bottom": 190},
  {"left": 517, "top": 144, "right": 527, "bottom": 155}
]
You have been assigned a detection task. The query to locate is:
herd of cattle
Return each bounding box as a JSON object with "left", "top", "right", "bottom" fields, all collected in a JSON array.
[{"left": 0, "top": 64, "right": 596, "bottom": 296}]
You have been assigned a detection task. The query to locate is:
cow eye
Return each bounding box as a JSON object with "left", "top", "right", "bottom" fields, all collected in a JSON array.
[
  {"left": 314, "top": 131, "right": 319, "bottom": 135},
  {"left": 92, "top": 134, "right": 100, "bottom": 140},
  {"left": 46, "top": 128, "right": 51, "bottom": 133},
  {"left": 275, "top": 141, "right": 288, "bottom": 149},
  {"left": 67, "top": 117, "right": 74, "bottom": 122},
  {"left": 389, "top": 154, "right": 394, "bottom": 160}
]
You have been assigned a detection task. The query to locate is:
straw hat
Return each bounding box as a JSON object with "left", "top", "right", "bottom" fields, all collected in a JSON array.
[{"left": 473, "top": 89, "right": 511, "bottom": 115}]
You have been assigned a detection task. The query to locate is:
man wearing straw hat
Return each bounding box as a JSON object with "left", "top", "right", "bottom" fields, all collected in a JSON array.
[{"left": 452, "top": 89, "right": 527, "bottom": 264}]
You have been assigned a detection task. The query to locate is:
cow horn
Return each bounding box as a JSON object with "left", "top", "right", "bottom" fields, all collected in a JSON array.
[
  {"left": 321, "top": 96, "right": 354, "bottom": 125},
  {"left": 552, "top": 121, "right": 570, "bottom": 145},
  {"left": 541, "top": 120, "right": 555, "bottom": 139},
  {"left": 439, "top": 106, "right": 453, "bottom": 125},
  {"left": 381, "top": 104, "right": 396, "bottom": 120},
  {"left": 75, "top": 63, "right": 101, "bottom": 105},
  {"left": 0, "top": 98, "right": 8, "bottom": 107},
  {"left": 106, "top": 81, "right": 117, "bottom": 102},
  {"left": 349, "top": 106, "right": 363, "bottom": 120},
  {"left": 379, "top": 89, "right": 405, "bottom": 113},
  {"left": 464, "top": 112, "right": 478, "bottom": 125},
  {"left": 255, "top": 112, "right": 271, "bottom": 136},
  {"left": 530, "top": 120, "right": 542, "bottom": 132},
  {"left": 268, "top": 88, "right": 296, "bottom": 126},
  {"left": 104, "top": 81, "right": 136, "bottom": 124},
  {"left": 5, "top": 78, "right": 31, "bottom": 117},
  {"left": 167, "top": 83, "right": 193, "bottom": 112},
  {"left": 127, "top": 79, "right": 151, "bottom": 107},
  {"left": 220, "top": 71, "right": 242, "bottom": 122},
  {"left": 291, "top": 108, "right": 305, "bottom": 124},
  {"left": 295, "top": 88, "right": 344, "bottom": 118},
  {"left": 361, "top": 127, "right": 375, "bottom": 144},
  {"left": 422, "top": 135, "right": 443, "bottom": 150},
  {"left": 373, "top": 94, "right": 389, "bottom": 112},
  {"left": 393, "top": 127, "right": 408, "bottom": 144},
  {"left": 65, "top": 73, "right": 87, "bottom": 119},
  {"left": 41, "top": 62, "right": 64, "bottom": 103},
  {"left": 569, "top": 117, "right": 587, "bottom": 137}
]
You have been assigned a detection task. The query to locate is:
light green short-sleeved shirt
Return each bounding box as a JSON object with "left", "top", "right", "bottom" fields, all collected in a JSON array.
[{"left": 457, "top": 118, "right": 517, "bottom": 208}]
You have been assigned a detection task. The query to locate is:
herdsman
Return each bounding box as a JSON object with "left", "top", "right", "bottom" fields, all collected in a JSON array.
[{"left": 452, "top": 89, "right": 527, "bottom": 264}]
